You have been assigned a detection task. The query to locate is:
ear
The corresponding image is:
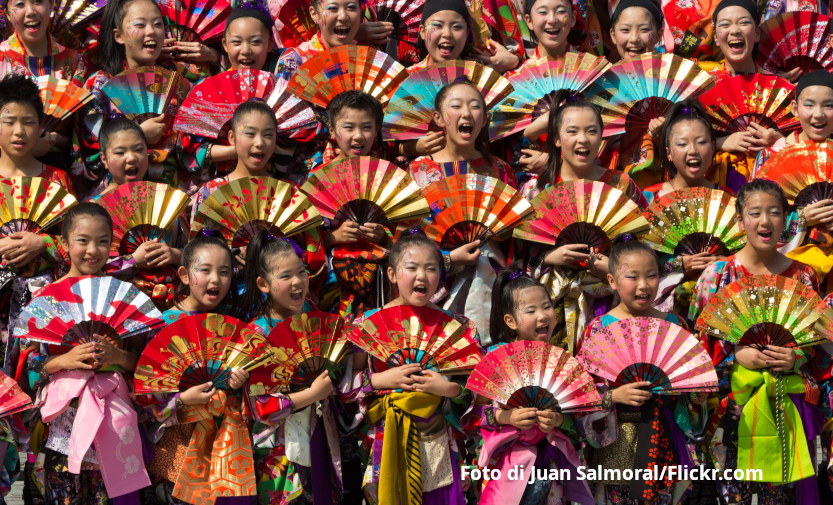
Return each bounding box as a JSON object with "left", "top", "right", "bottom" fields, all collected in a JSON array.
[
  {"left": 222, "top": 37, "right": 230, "bottom": 56},
  {"left": 736, "top": 211, "right": 746, "bottom": 232},
  {"left": 503, "top": 313, "right": 519, "bottom": 332},
  {"left": 554, "top": 133, "right": 562, "bottom": 149},
  {"left": 523, "top": 13, "right": 532, "bottom": 27},
  {"left": 177, "top": 265, "right": 190, "bottom": 286},
  {"left": 419, "top": 23, "right": 426, "bottom": 41},
  {"left": 790, "top": 99, "right": 798, "bottom": 119},
  {"left": 606, "top": 272, "right": 616, "bottom": 290},
  {"left": 387, "top": 265, "right": 397, "bottom": 284},
  {"left": 256, "top": 275, "right": 270, "bottom": 295},
  {"left": 433, "top": 110, "right": 445, "bottom": 130},
  {"left": 309, "top": 4, "right": 321, "bottom": 25},
  {"left": 114, "top": 27, "right": 125, "bottom": 46},
  {"left": 228, "top": 127, "right": 237, "bottom": 147},
  {"left": 753, "top": 26, "right": 760, "bottom": 44}
]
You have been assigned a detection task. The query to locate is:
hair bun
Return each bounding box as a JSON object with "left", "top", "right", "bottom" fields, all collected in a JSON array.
[{"left": 197, "top": 228, "right": 225, "bottom": 239}]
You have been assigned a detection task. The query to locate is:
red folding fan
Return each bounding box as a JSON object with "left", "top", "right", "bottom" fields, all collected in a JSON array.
[
  {"left": 0, "top": 176, "right": 77, "bottom": 237},
  {"left": 363, "top": 0, "right": 425, "bottom": 64},
  {"left": 0, "top": 373, "right": 32, "bottom": 417},
  {"left": 157, "top": 0, "right": 232, "bottom": 43},
  {"left": 35, "top": 76, "right": 94, "bottom": 132},
  {"left": 272, "top": 0, "right": 317, "bottom": 48},
  {"left": 698, "top": 74, "right": 799, "bottom": 133},
  {"left": 757, "top": 12, "right": 833, "bottom": 75}
]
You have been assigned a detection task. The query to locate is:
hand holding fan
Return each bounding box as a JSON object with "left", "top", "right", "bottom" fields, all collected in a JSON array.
[
  {"left": 158, "top": 0, "right": 232, "bottom": 43},
  {"left": 756, "top": 12, "right": 833, "bottom": 75},
  {"left": 300, "top": 157, "right": 430, "bottom": 226},
  {"left": 12, "top": 276, "right": 164, "bottom": 347},
  {"left": 248, "top": 312, "right": 348, "bottom": 395},
  {"left": 346, "top": 305, "right": 482, "bottom": 373},
  {"left": 642, "top": 187, "right": 746, "bottom": 256},
  {"left": 96, "top": 181, "right": 189, "bottom": 255},
  {"left": 192, "top": 177, "right": 322, "bottom": 248},
  {"left": 467, "top": 341, "right": 601, "bottom": 412},
  {"left": 512, "top": 179, "right": 649, "bottom": 255},
  {"left": 0, "top": 177, "right": 77, "bottom": 236},
  {"left": 135, "top": 313, "right": 272, "bottom": 393},
  {"left": 697, "top": 74, "right": 799, "bottom": 133},
  {"left": 362, "top": 0, "right": 425, "bottom": 64},
  {"left": 101, "top": 67, "right": 192, "bottom": 121},
  {"left": 695, "top": 274, "right": 833, "bottom": 350},
  {"left": 35, "top": 76, "right": 94, "bottom": 132},
  {"left": 0, "top": 372, "right": 32, "bottom": 417},
  {"left": 576, "top": 317, "right": 718, "bottom": 393},
  {"left": 755, "top": 140, "right": 833, "bottom": 206}
]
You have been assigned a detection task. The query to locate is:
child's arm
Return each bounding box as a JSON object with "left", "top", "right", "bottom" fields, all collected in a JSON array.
[
  {"left": 370, "top": 363, "right": 422, "bottom": 391},
  {"left": 736, "top": 345, "right": 796, "bottom": 372},
  {"left": 43, "top": 343, "right": 96, "bottom": 374},
  {"left": 288, "top": 371, "right": 333, "bottom": 411},
  {"left": 411, "top": 370, "right": 461, "bottom": 398}
]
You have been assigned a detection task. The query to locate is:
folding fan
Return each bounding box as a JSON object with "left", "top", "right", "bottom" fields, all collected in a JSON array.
[
  {"left": 513, "top": 179, "right": 649, "bottom": 254},
  {"left": 300, "top": 157, "right": 430, "bottom": 225},
  {"left": 0, "top": 177, "right": 77, "bottom": 237},
  {"left": 101, "top": 67, "right": 192, "bottom": 121},
  {"left": 363, "top": 0, "right": 425, "bottom": 64},
  {"left": 192, "top": 176, "right": 322, "bottom": 247},
  {"left": 642, "top": 188, "right": 746, "bottom": 257},
  {"left": 421, "top": 174, "right": 533, "bottom": 250},
  {"left": 288, "top": 46, "right": 408, "bottom": 108},
  {"left": 756, "top": 12, "right": 833, "bottom": 75},
  {"left": 96, "top": 181, "right": 189, "bottom": 256},
  {"left": 12, "top": 276, "right": 164, "bottom": 347},
  {"left": 585, "top": 53, "right": 714, "bottom": 137},
  {"left": 576, "top": 317, "right": 718, "bottom": 393},
  {"left": 35, "top": 76, "right": 94, "bottom": 132},
  {"left": 383, "top": 60, "right": 515, "bottom": 141},
  {"left": 755, "top": 140, "right": 833, "bottom": 206},
  {"left": 134, "top": 313, "right": 273, "bottom": 393},
  {"left": 697, "top": 74, "right": 799, "bottom": 133},
  {"left": 695, "top": 275, "right": 833, "bottom": 350},
  {"left": 467, "top": 341, "right": 601, "bottom": 412},
  {"left": 0, "top": 372, "right": 32, "bottom": 417},
  {"left": 157, "top": 0, "right": 232, "bottom": 43},
  {"left": 265, "top": 75, "right": 317, "bottom": 138},
  {"left": 273, "top": 0, "right": 316, "bottom": 48},
  {"left": 50, "top": 0, "right": 107, "bottom": 38},
  {"left": 346, "top": 305, "right": 482, "bottom": 372},
  {"left": 173, "top": 69, "right": 277, "bottom": 139},
  {"left": 248, "top": 312, "right": 348, "bottom": 395}
]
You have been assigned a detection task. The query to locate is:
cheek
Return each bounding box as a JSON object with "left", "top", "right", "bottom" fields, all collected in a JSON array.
[{"left": 395, "top": 267, "right": 417, "bottom": 285}]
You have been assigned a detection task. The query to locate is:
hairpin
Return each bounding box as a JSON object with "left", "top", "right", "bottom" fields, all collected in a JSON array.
[
  {"left": 620, "top": 233, "right": 637, "bottom": 241},
  {"left": 508, "top": 270, "right": 528, "bottom": 280},
  {"left": 408, "top": 228, "right": 426, "bottom": 237},
  {"left": 198, "top": 228, "right": 224, "bottom": 239},
  {"left": 681, "top": 106, "right": 692, "bottom": 115}
]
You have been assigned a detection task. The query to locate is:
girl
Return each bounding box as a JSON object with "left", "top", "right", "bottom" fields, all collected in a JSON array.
[
  {"left": 521, "top": 0, "right": 579, "bottom": 61},
  {"left": 355, "top": 230, "right": 476, "bottom": 505},
  {"left": 242, "top": 229, "right": 365, "bottom": 505},
  {"left": 78, "top": 0, "right": 173, "bottom": 190},
  {"left": 473, "top": 269, "right": 594, "bottom": 505},
  {"left": 20, "top": 203, "right": 151, "bottom": 505},
  {"left": 579, "top": 235, "right": 707, "bottom": 504},
  {"left": 689, "top": 179, "right": 821, "bottom": 504}
]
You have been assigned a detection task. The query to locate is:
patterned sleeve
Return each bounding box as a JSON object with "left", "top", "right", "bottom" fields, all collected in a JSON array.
[
  {"left": 136, "top": 392, "right": 181, "bottom": 441},
  {"left": 252, "top": 393, "right": 295, "bottom": 425},
  {"left": 687, "top": 260, "right": 732, "bottom": 364}
]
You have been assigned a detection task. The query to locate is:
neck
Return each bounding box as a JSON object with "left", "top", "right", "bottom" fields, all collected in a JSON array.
[
  {"left": 559, "top": 160, "right": 595, "bottom": 181},
  {"left": 538, "top": 43, "right": 567, "bottom": 60},
  {"left": 18, "top": 32, "right": 49, "bottom": 57},
  {"left": 0, "top": 153, "right": 40, "bottom": 177},
  {"left": 737, "top": 244, "right": 780, "bottom": 271},
  {"left": 723, "top": 58, "right": 756, "bottom": 74},
  {"left": 267, "top": 304, "right": 300, "bottom": 322},
  {"left": 65, "top": 267, "right": 103, "bottom": 279},
  {"left": 670, "top": 173, "right": 709, "bottom": 190},
  {"left": 797, "top": 131, "right": 821, "bottom": 143},
  {"left": 229, "top": 164, "right": 267, "bottom": 179},
  {"left": 177, "top": 296, "right": 208, "bottom": 313},
  {"left": 433, "top": 141, "right": 480, "bottom": 162},
  {"left": 611, "top": 302, "right": 655, "bottom": 320}
]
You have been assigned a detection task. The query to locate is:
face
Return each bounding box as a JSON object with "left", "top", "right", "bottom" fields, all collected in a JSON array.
[
  {"left": 667, "top": 119, "right": 714, "bottom": 183},
  {"left": 223, "top": 17, "right": 272, "bottom": 71},
  {"left": 310, "top": 0, "right": 361, "bottom": 49},
  {"left": 0, "top": 102, "right": 39, "bottom": 158},
  {"left": 737, "top": 191, "right": 785, "bottom": 252},
  {"left": 113, "top": 0, "right": 165, "bottom": 68},
  {"left": 6, "top": 0, "right": 50, "bottom": 47},
  {"left": 610, "top": 7, "right": 659, "bottom": 60},
  {"left": 386, "top": 245, "right": 441, "bottom": 306},
  {"left": 178, "top": 245, "right": 233, "bottom": 311},
  {"left": 257, "top": 252, "right": 309, "bottom": 317},
  {"left": 420, "top": 10, "right": 468, "bottom": 62},
  {"left": 714, "top": 6, "right": 759, "bottom": 69},
  {"left": 229, "top": 110, "right": 277, "bottom": 173},
  {"left": 606, "top": 250, "right": 659, "bottom": 314},
  {"left": 792, "top": 85, "right": 833, "bottom": 141},
  {"left": 525, "top": 0, "right": 575, "bottom": 55},
  {"left": 504, "top": 286, "right": 557, "bottom": 343},
  {"left": 64, "top": 216, "right": 111, "bottom": 276},
  {"left": 332, "top": 107, "right": 378, "bottom": 157},
  {"left": 433, "top": 84, "right": 485, "bottom": 149},
  {"left": 555, "top": 107, "right": 602, "bottom": 170},
  {"left": 102, "top": 130, "right": 148, "bottom": 185}
]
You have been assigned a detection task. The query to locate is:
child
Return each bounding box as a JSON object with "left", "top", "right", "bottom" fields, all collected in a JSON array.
[
  {"left": 324, "top": 90, "right": 384, "bottom": 164},
  {"left": 689, "top": 179, "right": 820, "bottom": 504},
  {"left": 579, "top": 234, "right": 706, "bottom": 504},
  {"left": 356, "top": 230, "right": 475, "bottom": 505},
  {"left": 21, "top": 203, "right": 151, "bottom": 505},
  {"left": 93, "top": 116, "right": 150, "bottom": 196},
  {"left": 474, "top": 269, "right": 594, "bottom": 505}
]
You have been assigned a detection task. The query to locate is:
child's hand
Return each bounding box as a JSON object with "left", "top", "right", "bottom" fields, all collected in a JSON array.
[
  {"left": 332, "top": 221, "right": 361, "bottom": 244},
  {"left": 236, "top": 246, "right": 247, "bottom": 267},
  {"left": 762, "top": 345, "right": 796, "bottom": 372},
  {"left": 140, "top": 114, "right": 167, "bottom": 145},
  {"left": 359, "top": 223, "right": 387, "bottom": 244},
  {"left": 690, "top": 392, "right": 709, "bottom": 405},
  {"left": 518, "top": 149, "right": 548, "bottom": 175},
  {"left": 449, "top": 241, "right": 481, "bottom": 267},
  {"left": 777, "top": 67, "right": 802, "bottom": 83},
  {"left": 308, "top": 371, "right": 334, "bottom": 402},
  {"left": 228, "top": 369, "right": 250, "bottom": 390},
  {"left": 587, "top": 250, "right": 609, "bottom": 278},
  {"left": 414, "top": 132, "right": 444, "bottom": 156},
  {"left": 746, "top": 122, "right": 783, "bottom": 150},
  {"left": 370, "top": 363, "right": 422, "bottom": 391},
  {"left": 611, "top": 381, "right": 652, "bottom": 406},
  {"left": 93, "top": 336, "right": 132, "bottom": 369},
  {"left": 544, "top": 244, "right": 591, "bottom": 267},
  {"left": 537, "top": 410, "right": 563, "bottom": 432},
  {"left": 681, "top": 252, "right": 719, "bottom": 278},
  {"left": 472, "top": 40, "right": 519, "bottom": 73},
  {"left": 355, "top": 21, "right": 393, "bottom": 45},
  {"left": 647, "top": 117, "right": 666, "bottom": 138},
  {"left": 412, "top": 370, "right": 461, "bottom": 398},
  {"left": 802, "top": 199, "right": 833, "bottom": 227},
  {"left": 0, "top": 231, "right": 46, "bottom": 268},
  {"left": 717, "top": 131, "right": 757, "bottom": 153},
  {"left": 138, "top": 239, "right": 181, "bottom": 268},
  {"left": 166, "top": 40, "right": 220, "bottom": 64},
  {"left": 734, "top": 345, "right": 769, "bottom": 370},
  {"left": 180, "top": 382, "right": 217, "bottom": 405},
  {"left": 46, "top": 343, "right": 97, "bottom": 373},
  {"left": 499, "top": 407, "right": 538, "bottom": 430}
]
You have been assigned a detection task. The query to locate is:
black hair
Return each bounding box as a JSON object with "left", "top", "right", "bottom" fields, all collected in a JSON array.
[
  {"left": 224, "top": 2, "right": 274, "bottom": 41},
  {"left": 389, "top": 229, "right": 443, "bottom": 271},
  {"left": 539, "top": 91, "right": 604, "bottom": 189},
  {"left": 99, "top": 116, "right": 147, "bottom": 154},
  {"left": 0, "top": 73, "right": 44, "bottom": 122},
  {"left": 608, "top": 233, "right": 658, "bottom": 277},
  {"left": 610, "top": 0, "right": 662, "bottom": 29},
  {"left": 490, "top": 267, "right": 550, "bottom": 344},
  {"left": 522, "top": 0, "right": 585, "bottom": 47},
  {"left": 231, "top": 99, "right": 277, "bottom": 133},
  {"left": 98, "top": 0, "right": 163, "bottom": 76},
  {"left": 327, "top": 90, "right": 383, "bottom": 141},
  {"left": 176, "top": 231, "right": 234, "bottom": 299},
  {"left": 655, "top": 101, "right": 716, "bottom": 180},
  {"left": 735, "top": 178, "right": 788, "bottom": 215},
  {"left": 61, "top": 202, "right": 114, "bottom": 240},
  {"left": 433, "top": 79, "right": 492, "bottom": 163},
  {"left": 417, "top": 0, "right": 472, "bottom": 61},
  {"left": 240, "top": 228, "right": 306, "bottom": 320}
]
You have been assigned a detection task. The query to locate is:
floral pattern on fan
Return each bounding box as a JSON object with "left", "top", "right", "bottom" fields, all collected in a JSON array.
[
  {"left": 755, "top": 140, "right": 833, "bottom": 206},
  {"left": 0, "top": 177, "right": 77, "bottom": 237},
  {"left": 756, "top": 12, "right": 833, "bottom": 74},
  {"left": 697, "top": 74, "right": 799, "bottom": 133},
  {"left": 101, "top": 66, "right": 192, "bottom": 121},
  {"left": 0, "top": 373, "right": 32, "bottom": 417}
]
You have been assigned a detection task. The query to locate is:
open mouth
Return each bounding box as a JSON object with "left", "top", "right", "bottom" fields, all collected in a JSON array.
[
  {"left": 535, "top": 325, "right": 550, "bottom": 337},
  {"left": 458, "top": 122, "right": 474, "bottom": 137},
  {"left": 124, "top": 166, "right": 140, "bottom": 178},
  {"left": 334, "top": 26, "right": 351, "bottom": 37},
  {"left": 413, "top": 284, "right": 428, "bottom": 296},
  {"left": 250, "top": 152, "right": 265, "bottom": 163},
  {"left": 544, "top": 27, "right": 561, "bottom": 38},
  {"left": 289, "top": 290, "right": 303, "bottom": 301},
  {"left": 438, "top": 42, "right": 455, "bottom": 55},
  {"left": 727, "top": 39, "right": 745, "bottom": 52},
  {"left": 575, "top": 147, "right": 591, "bottom": 159},
  {"left": 349, "top": 143, "right": 365, "bottom": 154},
  {"left": 685, "top": 159, "right": 702, "bottom": 172},
  {"left": 757, "top": 229, "right": 773, "bottom": 242},
  {"left": 634, "top": 293, "right": 651, "bottom": 303},
  {"left": 810, "top": 121, "right": 828, "bottom": 132},
  {"left": 24, "top": 20, "right": 41, "bottom": 31},
  {"left": 625, "top": 47, "right": 645, "bottom": 57},
  {"left": 143, "top": 40, "right": 158, "bottom": 51},
  {"left": 237, "top": 57, "right": 255, "bottom": 66},
  {"left": 84, "top": 257, "right": 101, "bottom": 266},
  {"left": 206, "top": 287, "right": 220, "bottom": 298}
]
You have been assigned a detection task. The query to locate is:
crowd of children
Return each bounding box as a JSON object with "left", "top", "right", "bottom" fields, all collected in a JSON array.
[{"left": 2, "top": 0, "right": 833, "bottom": 504}]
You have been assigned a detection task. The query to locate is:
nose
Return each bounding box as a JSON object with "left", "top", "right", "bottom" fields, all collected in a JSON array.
[
  {"left": 628, "top": 29, "right": 640, "bottom": 44},
  {"left": 337, "top": 7, "right": 350, "bottom": 21}
]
